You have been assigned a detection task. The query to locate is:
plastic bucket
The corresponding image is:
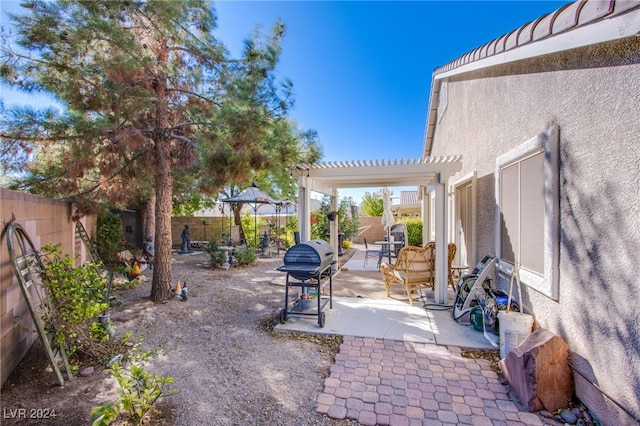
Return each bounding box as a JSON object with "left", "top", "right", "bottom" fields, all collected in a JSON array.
[
  {"left": 470, "top": 306, "right": 484, "bottom": 332},
  {"left": 498, "top": 311, "right": 534, "bottom": 359}
]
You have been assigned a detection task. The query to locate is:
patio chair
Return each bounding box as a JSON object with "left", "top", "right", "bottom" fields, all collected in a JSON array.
[
  {"left": 363, "top": 238, "right": 381, "bottom": 268},
  {"left": 423, "top": 241, "right": 457, "bottom": 292},
  {"left": 448, "top": 243, "right": 457, "bottom": 292},
  {"left": 380, "top": 244, "right": 435, "bottom": 305}
]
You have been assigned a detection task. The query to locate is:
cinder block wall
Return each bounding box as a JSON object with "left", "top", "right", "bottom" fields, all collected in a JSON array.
[
  {"left": 0, "top": 188, "right": 94, "bottom": 385},
  {"left": 171, "top": 217, "right": 228, "bottom": 247},
  {"left": 354, "top": 217, "right": 387, "bottom": 244}
]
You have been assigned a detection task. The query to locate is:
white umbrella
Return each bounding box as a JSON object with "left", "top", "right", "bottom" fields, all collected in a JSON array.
[{"left": 381, "top": 187, "right": 395, "bottom": 236}]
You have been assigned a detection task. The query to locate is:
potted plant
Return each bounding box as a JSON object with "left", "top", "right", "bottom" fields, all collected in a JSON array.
[{"left": 326, "top": 211, "right": 338, "bottom": 222}]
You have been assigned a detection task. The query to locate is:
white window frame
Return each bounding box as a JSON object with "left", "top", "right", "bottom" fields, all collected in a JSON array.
[
  {"left": 495, "top": 126, "right": 560, "bottom": 300},
  {"left": 453, "top": 172, "right": 477, "bottom": 268}
]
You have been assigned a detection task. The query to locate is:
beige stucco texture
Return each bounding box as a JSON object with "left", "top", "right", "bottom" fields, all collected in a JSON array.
[{"left": 430, "top": 37, "right": 640, "bottom": 424}]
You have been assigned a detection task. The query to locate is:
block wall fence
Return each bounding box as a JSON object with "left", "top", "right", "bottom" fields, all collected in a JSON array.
[{"left": 0, "top": 188, "right": 96, "bottom": 385}]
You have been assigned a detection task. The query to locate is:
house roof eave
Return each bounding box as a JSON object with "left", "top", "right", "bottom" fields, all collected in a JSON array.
[{"left": 421, "top": 0, "right": 640, "bottom": 157}]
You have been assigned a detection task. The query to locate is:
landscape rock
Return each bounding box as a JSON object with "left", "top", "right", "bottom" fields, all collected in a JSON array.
[
  {"left": 499, "top": 327, "right": 573, "bottom": 412},
  {"left": 79, "top": 366, "right": 94, "bottom": 377},
  {"left": 561, "top": 408, "right": 578, "bottom": 423}
]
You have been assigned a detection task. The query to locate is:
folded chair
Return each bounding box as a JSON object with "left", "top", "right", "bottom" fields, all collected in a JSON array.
[
  {"left": 380, "top": 245, "right": 435, "bottom": 305},
  {"left": 363, "top": 238, "right": 381, "bottom": 268}
]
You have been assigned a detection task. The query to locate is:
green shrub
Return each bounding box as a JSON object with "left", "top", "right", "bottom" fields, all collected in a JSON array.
[
  {"left": 94, "top": 209, "right": 127, "bottom": 265},
  {"left": 204, "top": 238, "right": 227, "bottom": 269},
  {"left": 39, "top": 244, "right": 108, "bottom": 356},
  {"left": 403, "top": 218, "right": 424, "bottom": 246},
  {"left": 234, "top": 246, "right": 256, "bottom": 266}
]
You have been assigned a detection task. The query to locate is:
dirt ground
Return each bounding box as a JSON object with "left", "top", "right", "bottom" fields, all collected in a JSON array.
[{"left": 0, "top": 249, "right": 361, "bottom": 426}]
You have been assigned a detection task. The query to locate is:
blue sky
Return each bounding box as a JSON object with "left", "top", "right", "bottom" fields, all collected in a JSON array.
[
  {"left": 218, "top": 1, "right": 570, "bottom": 202},
  {"left": 1, "top": 1, "right": 570, "bottom": 203}
]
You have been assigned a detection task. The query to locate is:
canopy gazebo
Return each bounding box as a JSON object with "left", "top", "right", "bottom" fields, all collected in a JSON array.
[{"left": 220, "top": 184, "right": 281, "bottom": 245}]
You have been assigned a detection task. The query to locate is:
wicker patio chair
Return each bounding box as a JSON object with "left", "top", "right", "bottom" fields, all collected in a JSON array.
[
  {"left": 380, "top": 245, "right": 435, "bottom": 305},
  {"left": 423, "top": 241, "right": 457, "bottom": 292},
  {"left": 448, "top": 243, "right": 457, "bottom": 292}
]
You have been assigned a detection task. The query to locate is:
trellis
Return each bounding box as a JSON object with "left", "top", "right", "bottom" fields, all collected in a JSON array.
[{"left": 5, "top": 220, "right": 73, "bottom": 386}]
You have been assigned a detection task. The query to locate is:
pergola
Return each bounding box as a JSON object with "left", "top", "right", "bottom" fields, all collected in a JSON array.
[{"left": 290, "top": 155, "right": 462, "bottom": 304}]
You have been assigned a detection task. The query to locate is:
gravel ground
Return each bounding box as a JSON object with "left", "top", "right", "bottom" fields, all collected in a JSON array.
[{"left": 1, "top": 251, "right": 359, "bottom": 426}]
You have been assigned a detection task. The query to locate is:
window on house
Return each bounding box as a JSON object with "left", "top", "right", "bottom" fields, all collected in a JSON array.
[
  {"left": 455, "top": 177, "right": 475, "bottom": 268},
  {"left": 496, "top": 126, "right": 559, "bottom": 300}
]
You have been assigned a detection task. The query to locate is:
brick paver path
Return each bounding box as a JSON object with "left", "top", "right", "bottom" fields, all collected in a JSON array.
[{"left": 317, "top": 336, "right": 544, "bottom": 426}]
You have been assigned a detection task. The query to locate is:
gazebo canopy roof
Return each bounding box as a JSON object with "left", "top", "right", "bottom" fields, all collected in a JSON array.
[{"left": 220, "top": 185, "right": 280, "bottom": 205}]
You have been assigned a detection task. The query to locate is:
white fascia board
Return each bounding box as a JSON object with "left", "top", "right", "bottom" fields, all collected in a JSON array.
[{"left": 435, "top": 11, "right": 640, "bottom": 80}]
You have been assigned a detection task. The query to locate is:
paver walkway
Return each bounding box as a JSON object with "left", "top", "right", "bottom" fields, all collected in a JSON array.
[{"left": 317, "top": 336, "right": 544, "bottom": 426}]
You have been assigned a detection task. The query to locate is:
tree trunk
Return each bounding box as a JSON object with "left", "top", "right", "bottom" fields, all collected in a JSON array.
[
  {"left": 150, "top": 58, "right": 172, "bottom": 302},
  {"left": 150, "top": 144, "right": 173, "bottom": 302},
  {"left": 233, "top": 203, "right": 246, "bottom": 244},
  {"left": 142, "top": 194, "right": 156, "bottom": 242}
]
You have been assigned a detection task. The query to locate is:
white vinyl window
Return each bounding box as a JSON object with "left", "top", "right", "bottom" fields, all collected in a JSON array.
[{"left": 495, "top": 126, "right": 560, "bottom": 300}]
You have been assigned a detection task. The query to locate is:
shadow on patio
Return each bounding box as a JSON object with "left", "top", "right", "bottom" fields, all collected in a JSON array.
[{"left": 274, "top": 244, "right": 498, "bottom": 350}]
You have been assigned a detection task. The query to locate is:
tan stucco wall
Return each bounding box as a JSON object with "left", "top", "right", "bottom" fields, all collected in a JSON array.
[
  {"left": 0, "top": 188, "right": 95, "bottom": 385},
  {"left": 430, "top": 37, "right": 640, "bottom": 424}
]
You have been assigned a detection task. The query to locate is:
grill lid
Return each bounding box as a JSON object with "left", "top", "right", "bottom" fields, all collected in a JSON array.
[
  {"left": 282, "top": 239, "right": 333, "bottom": 265},
  {"left": 278, "top": 239, "right": 335, "bottom": 279}
]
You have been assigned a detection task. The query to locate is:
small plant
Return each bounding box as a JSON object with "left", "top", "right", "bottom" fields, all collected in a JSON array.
[
  {"left": 90, "top": 362, "right": 175, "bottom": 426},
  {"left": 204, "top": 238, "right": 227, "bottom": 269},
  {"left": 234, "top": 245, "right": 256, "bottom": 266},
  {"left": 90, "top": 321, "right": 112, "bottom": 343}
]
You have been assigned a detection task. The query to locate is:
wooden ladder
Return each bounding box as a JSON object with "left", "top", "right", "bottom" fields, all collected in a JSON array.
[{"left": 5, "top": 220, "right": 73, "bottom": 386}]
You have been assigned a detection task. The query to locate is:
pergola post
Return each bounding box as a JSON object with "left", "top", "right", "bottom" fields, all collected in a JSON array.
[
  {"left": 297, "top": 175, "right": 311, "bottom": 242},
  {"left": 434, "top": 174, "right": 448, "bottom": 304},
  {"left": 330, "top": 189, "right": 339, "bottom": 264}
]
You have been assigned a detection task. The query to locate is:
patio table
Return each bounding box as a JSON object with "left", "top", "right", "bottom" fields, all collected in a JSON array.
[{"left": 375, "top": 240, "right": 404, "bottom": 265}]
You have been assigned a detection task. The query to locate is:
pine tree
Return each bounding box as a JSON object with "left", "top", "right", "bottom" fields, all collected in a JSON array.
[{"left": 1, "top": 0, "right": 317, "bottom": 301}]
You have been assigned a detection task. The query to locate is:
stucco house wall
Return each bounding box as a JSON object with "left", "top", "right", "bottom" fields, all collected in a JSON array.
[{"left": 428, "top": 12, "right": 640, "bottom": 426}]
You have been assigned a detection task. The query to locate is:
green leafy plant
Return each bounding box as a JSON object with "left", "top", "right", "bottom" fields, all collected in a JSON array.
[
  {"left": 90, "top": 363, "right": 175, "bottom": 426},
  {"left": 403, "top": 218, "right": 424, "bottom": 246},
  {"left": 234, "top": 246, "right": 256, "bottom": 266},
  {"left": 94, "top": 209, "right": 127, "bottom": 266},
  {"left": 39, "top": 244, "right": 109, "bottom": 355},
  {"left": 311, "top": 196, "right": 359, "bottom": 242},
  {"left": 90, "top": 321, "right": 112, "bottom": 343},
  {"left": 204, "top": 238, "right": 228, "bottom": 269}
]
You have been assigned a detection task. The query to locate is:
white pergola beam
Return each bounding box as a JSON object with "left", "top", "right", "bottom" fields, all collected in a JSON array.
[{"left": 291, "top": 155, "right": 463, "bottom": 304}]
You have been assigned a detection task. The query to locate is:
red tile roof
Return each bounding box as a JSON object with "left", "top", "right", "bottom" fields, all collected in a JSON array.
[{"left": 433, "top": 0, "right": 639, "bottom": 75}]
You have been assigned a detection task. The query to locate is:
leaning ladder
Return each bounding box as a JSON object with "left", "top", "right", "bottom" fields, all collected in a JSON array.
[
  {"left": 5, "top": 220, "right": 73, "bottom": 386},
  {"left": 76, "top": 220, "right": 101, "bottom": 265}
]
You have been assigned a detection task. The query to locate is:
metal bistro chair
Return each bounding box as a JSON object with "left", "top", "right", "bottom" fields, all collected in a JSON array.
[{"left": 363, "top": 238, "right": 381, "bottom": 268}]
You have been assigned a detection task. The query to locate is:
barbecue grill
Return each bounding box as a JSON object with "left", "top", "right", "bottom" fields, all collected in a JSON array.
[{"left": 277, "top": 240, "right": 336, "bottom": 327}]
